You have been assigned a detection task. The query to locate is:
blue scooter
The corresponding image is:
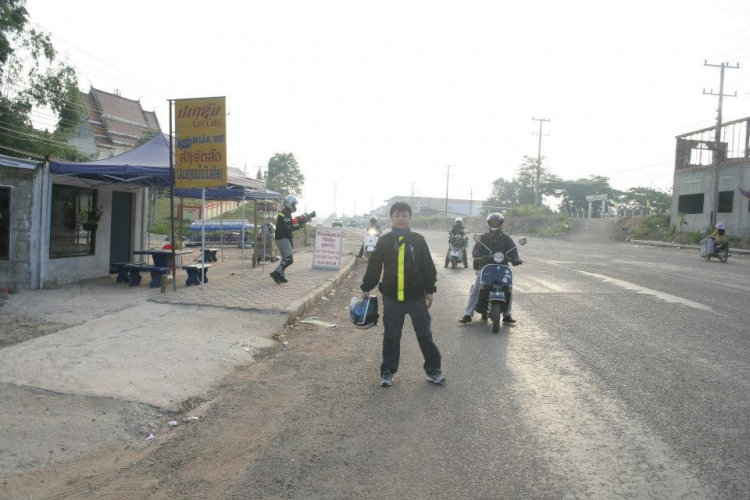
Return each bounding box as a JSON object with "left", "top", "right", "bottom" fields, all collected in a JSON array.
[{"left": 472, "top": 235, "right": 527, "bottom": 333}]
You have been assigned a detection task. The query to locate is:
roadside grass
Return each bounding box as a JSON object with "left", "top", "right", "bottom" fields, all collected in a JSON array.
[{"left": 620, "top": 215, "right": 750, "bottom": 249}]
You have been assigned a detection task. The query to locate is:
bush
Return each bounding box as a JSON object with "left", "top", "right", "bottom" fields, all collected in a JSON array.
[{"left": 509, "top": 205, "right": 553, "bottom": 217}]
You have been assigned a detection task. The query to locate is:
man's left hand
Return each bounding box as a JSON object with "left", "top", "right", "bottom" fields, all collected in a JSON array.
[{"left": 425, "top": 294, "right": 433, "bottom": 309}]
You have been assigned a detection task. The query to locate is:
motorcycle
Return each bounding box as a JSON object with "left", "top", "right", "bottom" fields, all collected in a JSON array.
[
  {"left": 363, "top": 228, "right": 380, "bottom": 258},
  {"left": 700, "top": 238, "right": 729, "bottom": 263},
  {"left": 472, "top": 235, "right": 527, "bottom": 333},
  {"left": 448, "top": 233, "right": 469, "bottom": 269}
]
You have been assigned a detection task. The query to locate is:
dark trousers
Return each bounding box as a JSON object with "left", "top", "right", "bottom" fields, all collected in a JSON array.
[{"left": 380, "top": 294, "right": 442, "bottom": 376}]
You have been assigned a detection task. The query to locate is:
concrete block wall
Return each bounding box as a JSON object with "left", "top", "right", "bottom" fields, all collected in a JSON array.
[
  {"left": 0, "top": 167, "right": 35, "bottom": 291},
  {"left": 671, "top": 161, "right": 750, "bottom": 237}
]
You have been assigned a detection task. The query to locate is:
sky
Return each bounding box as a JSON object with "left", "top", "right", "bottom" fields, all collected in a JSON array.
[{"left": 26, "top": 0, "right": 750, "bottom": 218}]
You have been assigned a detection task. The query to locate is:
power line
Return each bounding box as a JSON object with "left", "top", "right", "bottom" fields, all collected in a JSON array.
[
  {"left": 0, "top": 143, "right": 45, "bottom": 159},
  {"left": 30, "top": 21, "right": 170, "bottom": 97}
]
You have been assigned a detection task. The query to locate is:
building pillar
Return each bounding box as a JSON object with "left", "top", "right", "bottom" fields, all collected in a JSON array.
[{"left": 588, "top": 201, "right": 593, "bottom": 218}]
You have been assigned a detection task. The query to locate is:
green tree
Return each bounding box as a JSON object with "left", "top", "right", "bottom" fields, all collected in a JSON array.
[
  {"left": 621, "top": 186, "right": 672, "bottom": 214},
  {"left": 0, "top": 0, "right": 86, "bottom": 160},
  {"left": 486, "top": 156, "right": 559, "bottom": 207},
  {"left": 256, "top": 166, "right": 263, "bottom": 180},
  {"left": 486, "top": 177, "right": 518, "bottom": 206},
  {"left": 551, "top": 176, "right": 620, "bottom": 216},
  {"left": 266, "top": 153, "right": 305, "bottom": 197}
]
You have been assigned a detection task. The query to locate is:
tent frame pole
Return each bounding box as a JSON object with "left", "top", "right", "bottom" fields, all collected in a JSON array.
[{"left": 168, "top": 102, "right": 177, "bottom": 292}]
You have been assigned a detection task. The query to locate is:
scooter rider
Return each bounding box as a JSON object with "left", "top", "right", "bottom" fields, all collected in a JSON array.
[
  {"left": 445, "top": 217, "right": 468, "bottom": 268},
  {"left": 358, "top": 216, "right": 383, "bottom": 258},
  {"left": 270, "top": 195, "right": 305, "bottom": 284},
  {"left": 459, "top": 213, "right": 522, "bottom": 324},
  {"left": 708, "top": 223, "right": 729, "bottom": 254}
]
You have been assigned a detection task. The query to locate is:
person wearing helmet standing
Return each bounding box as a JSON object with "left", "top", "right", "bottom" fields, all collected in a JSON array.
[
  {"left": 360, "top": 202, "right": 444, "bottom": 387},
  {"left": 270, "top": 195, "right": 304, "bottom": 284},
  {"left": 357, "top": 216, "right": 383, "bottom": 258},
  {"left": 459, "top": 212, "right": 522, "bottom": 325},
  {"left": 445, "top": 217, "right": 468, "bottom": 268}
]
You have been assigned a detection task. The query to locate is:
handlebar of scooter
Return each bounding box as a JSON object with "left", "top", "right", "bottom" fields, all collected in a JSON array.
[{"left": 471, "top": 234, "right": 526, "bottom": 261}]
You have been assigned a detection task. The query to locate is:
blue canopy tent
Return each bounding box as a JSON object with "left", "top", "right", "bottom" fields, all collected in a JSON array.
[{"left": 48, "top": 133, "right": 283, "bottom": 280}]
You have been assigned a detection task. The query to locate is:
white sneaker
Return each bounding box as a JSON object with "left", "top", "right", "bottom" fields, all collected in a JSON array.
[
  {"left": 380, "top": 371, "right": 394, "bottom": 387},
  {"left": 426, "top": 373, "right": 445, "bottom": 385}
]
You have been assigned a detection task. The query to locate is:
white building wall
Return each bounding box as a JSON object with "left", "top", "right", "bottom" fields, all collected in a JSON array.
[{"left": 43, "top": 177, "right": 146, "bottom": 287}]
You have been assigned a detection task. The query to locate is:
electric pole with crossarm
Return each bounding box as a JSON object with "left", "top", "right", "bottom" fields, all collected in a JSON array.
[
  {"left": 532, "top": 117, "right": 550, "bottom": 208},
  {"left": 703, "top": 60, "right": 739, "bottom": 227}
]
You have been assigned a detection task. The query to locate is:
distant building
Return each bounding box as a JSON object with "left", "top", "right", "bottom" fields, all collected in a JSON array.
[
  {"left": 671, "top": 116, "right": 750, "bottom": 237},
  {"left": 383, "top": 196, "right": 486, "bottom": 218},
  {"left": 69, "top": 87, "right": 161, "bottom": 159}
]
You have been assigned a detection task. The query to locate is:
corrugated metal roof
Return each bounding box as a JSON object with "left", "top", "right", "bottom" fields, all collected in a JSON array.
[{"left": 0, "top": 153, "right": 41, "bottom": 170}]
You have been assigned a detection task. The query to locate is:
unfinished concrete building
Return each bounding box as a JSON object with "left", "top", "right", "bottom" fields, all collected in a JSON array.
[{"left": 671, "top": 116, "right": 750, "bottom": 237}]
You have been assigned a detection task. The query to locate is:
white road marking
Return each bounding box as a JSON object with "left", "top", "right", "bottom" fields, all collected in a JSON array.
[{"left": 577, "top": 271, "right": 714, "bottom": 313}]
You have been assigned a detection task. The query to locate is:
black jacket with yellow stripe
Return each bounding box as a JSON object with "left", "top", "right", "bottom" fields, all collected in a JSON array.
[{"left": 361, "top": 230, "right": 437, "bottom": 301}]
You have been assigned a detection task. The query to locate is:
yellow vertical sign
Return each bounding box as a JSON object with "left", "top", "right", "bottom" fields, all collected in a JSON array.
[{"left": 174, "top": 97, "right": 227, "bottom": 188}]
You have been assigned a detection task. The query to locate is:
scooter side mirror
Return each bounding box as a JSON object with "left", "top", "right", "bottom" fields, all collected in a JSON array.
[{"left": 519, "top": 237, "right": 527, "bottom": 245}]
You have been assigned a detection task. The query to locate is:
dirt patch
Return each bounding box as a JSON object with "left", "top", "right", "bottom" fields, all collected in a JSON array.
[
  {"left": 1, "top": 264, "right": 368, "bottom": 499},
  {"left": 0, "top": 314, "right": 69, "bottom": 349}
]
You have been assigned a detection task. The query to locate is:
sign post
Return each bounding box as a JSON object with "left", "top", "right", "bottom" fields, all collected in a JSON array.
[{"left": 312, "top": 228, "right": 343, "bottom": 270}]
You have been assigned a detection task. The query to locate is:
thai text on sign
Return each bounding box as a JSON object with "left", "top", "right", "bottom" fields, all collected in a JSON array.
[
  {"left": 313, "top": 228, "right": 343, "bottom": 270},
  {"left": 174, "top": 97, "right": 227, "bottom": 188}
]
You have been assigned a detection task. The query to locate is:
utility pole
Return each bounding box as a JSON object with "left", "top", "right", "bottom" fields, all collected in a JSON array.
[
  {"left": 444, "top": 165, "right": 453, "bottom": 216},
  {"left": 333, "top": 182, "right": 337, "bottom": 217},
  {"left": 371, "top": 196, "right": 374, "bottom": 214},
  {"left": 532, "top": 117, "right": 550, "bottom": 207},
  {"left": 469, "top": 188, "right": 474, "bottom": 218},
  {"left": 410, "top": 182, "right": 416, "bottom": 209},
  {"left": 703, "top": 60, "right": 739, "bottom": 226}
]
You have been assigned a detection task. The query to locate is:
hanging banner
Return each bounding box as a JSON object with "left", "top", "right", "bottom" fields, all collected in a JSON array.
[
  {"left": 174, "top": 97, "right": 227, "bottom": 188},
  {"left": 313, "top": 228, "right": 343, "bottom": 270}
]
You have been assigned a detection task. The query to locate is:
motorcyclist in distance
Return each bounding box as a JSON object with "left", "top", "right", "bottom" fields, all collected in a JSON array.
[
  {"left": 459, "top": 212, "right": 522, "bottom": 324},
  {"left": 358, "top": 216, "right": 383, "bottom": 258},
  {"left": 445, "top": 217, "right": 468, "bottom": 268},
  {"left": 707, "top": 223, "right": 729, "bottom": 255}
]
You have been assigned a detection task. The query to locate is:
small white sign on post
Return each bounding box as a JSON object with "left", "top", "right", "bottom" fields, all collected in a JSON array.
[{"left": 313, "top": 228, "right": 343, "bottom": 270}]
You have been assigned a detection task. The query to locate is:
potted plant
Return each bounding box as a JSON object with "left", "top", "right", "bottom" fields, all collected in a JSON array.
[{"left": 78, "top": 205, "right": 104, "bottom": 231}]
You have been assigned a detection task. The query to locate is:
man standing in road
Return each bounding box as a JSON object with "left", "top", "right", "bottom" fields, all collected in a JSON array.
[{"left": 360, "top": 202, "right": 445, "bottom": 387}]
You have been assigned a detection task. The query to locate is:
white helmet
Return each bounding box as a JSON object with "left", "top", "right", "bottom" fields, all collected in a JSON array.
[
  {"left": 454, "top": 217, "right": 463, "bottom": 225},
  {"left": 283, "top": 195, "right": 298, "bottom": 211}
]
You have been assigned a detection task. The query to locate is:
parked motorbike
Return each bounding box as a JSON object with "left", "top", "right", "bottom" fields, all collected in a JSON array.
[
  {"left": 448, "top": 233, "right": 469, "bottom": 269},
  {"left": 473, "top": 235, "right": 527, "bottom": 333},
  {"left": 363, "top": 228, "right": 380, "bottom": 258},
  {"left": 700, "top": 238, "right": 729, "bottom": 263}
]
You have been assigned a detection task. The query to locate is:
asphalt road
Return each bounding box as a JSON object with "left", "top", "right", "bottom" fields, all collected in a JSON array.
[
  {"left": 236, "top": 227, "right": 749, "bottom": 500},
  {"left": 415, "top": 229, "right": 750, "bottom": 499},
  {"left": 47, "top": 227, "right": 748, "bottom": 500}
]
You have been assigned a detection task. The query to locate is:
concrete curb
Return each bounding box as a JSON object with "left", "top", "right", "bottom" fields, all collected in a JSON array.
[
  {"left": 285, "top": 255, "right": 358, "bottom": 325},
  {"left": 629, "top": 239, "right": 750, "bottom": 255}
]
